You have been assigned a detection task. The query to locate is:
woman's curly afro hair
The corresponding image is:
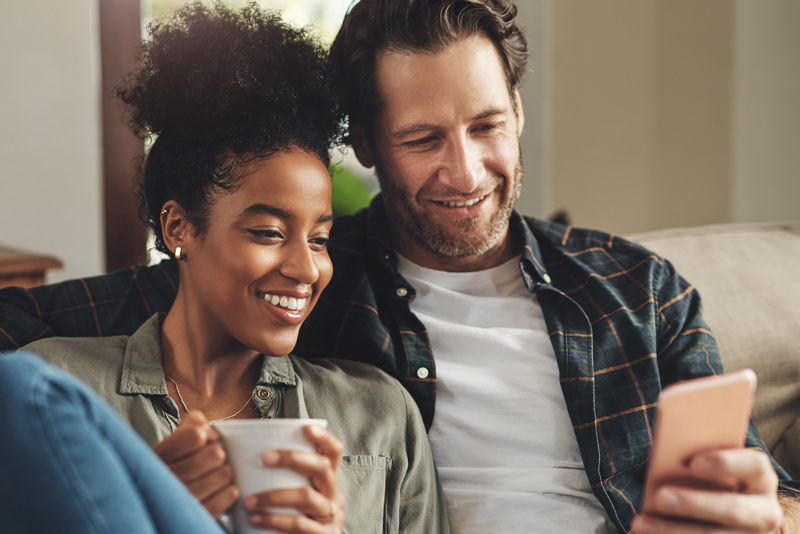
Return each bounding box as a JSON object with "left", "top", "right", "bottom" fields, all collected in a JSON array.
[{"left": 118, "top": 1, "right": 344, "bottom": 256}]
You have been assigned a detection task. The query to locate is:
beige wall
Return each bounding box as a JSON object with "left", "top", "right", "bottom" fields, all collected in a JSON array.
[
  {"left": 546, "top": 0, "right": 735, "bottom": 235},
  {"left": 733, "top": 0, "right": 800, "bottom": 224},
  {"left": 0, "top": 0, "right": 104, "bottom": 282},
  {"left": 532, "top": 0, "right": 800, "bottom": 235}
]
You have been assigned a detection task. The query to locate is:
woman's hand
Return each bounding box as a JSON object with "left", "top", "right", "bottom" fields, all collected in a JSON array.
[
  {"left": 151, "top": 411, "right": 239, "bottom": 518},
  {"left": 242, "top": 425, "right": 346, "bottom": 533}
]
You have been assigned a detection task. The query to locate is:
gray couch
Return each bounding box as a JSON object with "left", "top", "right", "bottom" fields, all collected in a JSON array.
[{"left": 628, "top": 221, "right": 800, "bottom": 477}]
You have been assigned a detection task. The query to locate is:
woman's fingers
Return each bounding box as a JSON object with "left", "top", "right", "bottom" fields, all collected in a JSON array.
[
  {"left": 151, "top": 411, "right": 217, "bottom": 463},
  {"left": 304, "top": 425, "right": 343, "bottom": 473},
  {"left": 244, "top": 489, "right": 343, "bottom": 534},
  {"left": 203, "top": 483, "right": 240, "bottom": 519},
  {"left": 243, "top": 486, "right": 331, "bottom": 519},
  {"left": 186, "top": 463, "right": 235, "bottom": 502},
  {"left": 169, "top": 441, "right": 227, "bottom": 481},
  {"left": 248, "top": 511, "right": 337, "bottom": 534},
  {"left": 151, "top": 411, "right": 237, "bottom": 519}
]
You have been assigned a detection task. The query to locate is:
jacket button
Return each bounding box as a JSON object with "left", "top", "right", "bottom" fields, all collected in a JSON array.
[
  {"left": 417, "top": 367, "right": 429, "bottom": 379},
  {"left": 396, "top": 287, "right": 408, "bottom": 297},
  {"left": 257, "top": 388, "right": 270, "bottom": 399}
]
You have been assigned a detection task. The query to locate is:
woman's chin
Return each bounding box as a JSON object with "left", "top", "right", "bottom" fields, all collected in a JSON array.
[{"left": 251, "top": 334, "right": 299, "bottom": 358}]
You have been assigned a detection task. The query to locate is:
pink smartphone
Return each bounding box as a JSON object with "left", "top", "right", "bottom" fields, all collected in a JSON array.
[{"left": 641, "top": 368, "right": 757, "bottom": 515}]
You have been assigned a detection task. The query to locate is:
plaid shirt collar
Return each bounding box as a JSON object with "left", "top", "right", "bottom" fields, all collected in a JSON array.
[{"left": 360, "top": 194, "right": 551, "bottom": 291}]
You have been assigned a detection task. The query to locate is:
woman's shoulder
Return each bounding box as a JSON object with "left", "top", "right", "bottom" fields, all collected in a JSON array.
[
  {"left": 288, "top": 356, "right": 422, "bottom": 447},
  {"left": 289, "top": 356, "right": 408, "bottom": 400},
  {"left": 22, "top": 335, "right": 129, "bottom": 387}
]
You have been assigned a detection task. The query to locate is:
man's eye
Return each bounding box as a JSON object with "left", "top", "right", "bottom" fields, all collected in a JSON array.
[
  {"left": 476, "top": 122, "right": 499, "bottom": 132},
  {"left": 405, "top": 136, "right": 436, "bottom": 148}
]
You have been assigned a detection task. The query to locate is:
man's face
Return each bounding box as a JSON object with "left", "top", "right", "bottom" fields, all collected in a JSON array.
[{"left": 358, "top": 33, "right": 524, "bottom": 271}]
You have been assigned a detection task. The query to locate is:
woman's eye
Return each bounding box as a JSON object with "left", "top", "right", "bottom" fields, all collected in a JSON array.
[
  {"left": 309, "top": 236, "right": 329, "bottom": 249},
  {"left": 248, "top": 229, "right": 284, "bottom": 240}
]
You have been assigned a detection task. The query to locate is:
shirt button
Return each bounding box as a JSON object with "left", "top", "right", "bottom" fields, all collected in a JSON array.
[
  {"left": 416, "top": 367, "right": 429, "bottom": 379},
  {"left": 396, "top": 287, "right": 408, "bottom": 297},
  {"left": 543, "top": 273, "right": 552, "bottom": 284},
  {"left": 257, "top": 388, "right": 270, "bottom": 400}
]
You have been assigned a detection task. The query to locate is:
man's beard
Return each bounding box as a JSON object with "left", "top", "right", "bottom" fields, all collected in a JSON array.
[{"left": 375, "top": 156, "right": 523, "bottom": 259}]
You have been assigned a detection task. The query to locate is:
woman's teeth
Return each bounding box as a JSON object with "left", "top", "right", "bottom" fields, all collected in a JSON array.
[
  {"left": 260, "top": 293, "right": 307, "bottom": 311},
  {"left": 441, "top": 195, "right": 485, "bottom": 208}
]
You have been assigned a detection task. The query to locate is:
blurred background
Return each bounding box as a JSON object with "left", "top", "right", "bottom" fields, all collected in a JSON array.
[{"left": 1, "top": 0, "right": 798, "bottom": 283}]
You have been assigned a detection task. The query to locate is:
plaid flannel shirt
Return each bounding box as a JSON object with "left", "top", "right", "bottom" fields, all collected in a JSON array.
[{"left": 1, "top": 195, "right": 798, "bottom": 532}]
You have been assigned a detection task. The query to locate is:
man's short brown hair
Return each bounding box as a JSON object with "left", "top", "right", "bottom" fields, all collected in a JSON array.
[{"left": 330, "top": 0, "right": 528, "bottom": 136}]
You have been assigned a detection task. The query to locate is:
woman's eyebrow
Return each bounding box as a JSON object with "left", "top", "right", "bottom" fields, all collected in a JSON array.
[{"left": 240, "top": 203, "right": 292, "bottom": 219}]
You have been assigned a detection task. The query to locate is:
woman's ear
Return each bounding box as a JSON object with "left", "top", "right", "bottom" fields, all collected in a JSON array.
[
  {"left": 160, "top": 201, "right": 190, "bottom": 258},
  {"left": 350, "top": 124, "right": 375, "bottom": 169}
]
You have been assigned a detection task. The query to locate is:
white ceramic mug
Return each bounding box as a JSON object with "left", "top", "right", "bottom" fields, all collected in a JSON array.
[{"left": 214, "top": 418, "right": 328, "bottom": 534}]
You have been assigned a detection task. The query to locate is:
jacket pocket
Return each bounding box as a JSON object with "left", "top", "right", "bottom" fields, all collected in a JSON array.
[{"left": 337, "top": 455, "right": 392, "bottom": 534}]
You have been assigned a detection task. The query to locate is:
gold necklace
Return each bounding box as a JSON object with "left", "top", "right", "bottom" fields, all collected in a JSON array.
[{"left": 165, "top": 376, "right": 253, "bottom": 424}]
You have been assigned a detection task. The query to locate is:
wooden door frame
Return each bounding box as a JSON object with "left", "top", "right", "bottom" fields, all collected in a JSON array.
[{"left": 99, "top": 0, "right": 146, "bottom": 272}]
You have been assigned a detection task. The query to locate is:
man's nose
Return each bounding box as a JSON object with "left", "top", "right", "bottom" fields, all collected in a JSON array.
[{"left": 437, "top": 134, "right": 485, "bottom": 193}]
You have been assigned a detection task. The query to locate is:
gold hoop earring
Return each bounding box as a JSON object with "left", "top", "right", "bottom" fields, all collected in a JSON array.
[{"left": 175, "top": 246, "right": 183, "bottom": 261}]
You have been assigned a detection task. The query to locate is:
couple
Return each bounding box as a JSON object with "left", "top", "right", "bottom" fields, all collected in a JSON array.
[{"left": 2, "top": 0, "right": 799, "bottom": 533}]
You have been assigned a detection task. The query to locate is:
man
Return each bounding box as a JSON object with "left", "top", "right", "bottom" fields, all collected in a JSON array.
[{"left": 1, "top": 1, "right": 798, "bottom": 532}]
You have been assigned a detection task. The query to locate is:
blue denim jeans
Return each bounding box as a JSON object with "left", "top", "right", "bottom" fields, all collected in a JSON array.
[{"left": 0, "top": 351, "right": 224, "bottom": 534}]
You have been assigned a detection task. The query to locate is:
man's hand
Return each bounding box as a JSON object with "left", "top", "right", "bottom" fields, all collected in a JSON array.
[
  {"left": 632, "top": 448, "right": 784, "bottom": 533},
  {"left": 151, "top": 411, "right": 239, "bottom": 518}
]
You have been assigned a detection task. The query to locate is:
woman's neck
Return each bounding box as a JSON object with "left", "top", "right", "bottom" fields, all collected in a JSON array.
[{"left": 160, "top": 293, "right": 262, "bottom": 398}]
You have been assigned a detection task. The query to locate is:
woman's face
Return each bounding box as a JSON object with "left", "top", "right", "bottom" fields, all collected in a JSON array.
[{"left": 179, "top": 149, "right": 334, "bottom": 357}]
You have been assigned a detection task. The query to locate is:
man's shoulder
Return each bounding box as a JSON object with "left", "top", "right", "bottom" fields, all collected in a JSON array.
[
  {"left": 524, "top": 216, "right": 665, "bottom": 273},
  {"left": 0, "top": 261, "right": 178, "bottom": 351},
  {"left": 525, "top": 216, "right": 652, "bottom": 256}
]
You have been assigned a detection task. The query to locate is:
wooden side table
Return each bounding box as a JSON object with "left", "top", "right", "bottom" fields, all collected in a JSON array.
[{"left": 0, "top": 244, "right": 64, "bottom": 289}]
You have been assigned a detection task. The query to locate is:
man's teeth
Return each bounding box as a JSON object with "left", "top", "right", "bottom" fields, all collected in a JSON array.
[
  {"left": 261, "top": 293, "right": 307, "bottom": 311},
  {"left": 442, "top": 195, "right": 485, "bottom": 208}
]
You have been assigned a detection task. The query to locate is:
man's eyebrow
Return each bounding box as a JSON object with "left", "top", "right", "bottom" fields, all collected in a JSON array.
[
  {"left": 390, "top": 108, "right": 508, "bottom": 139},
  {"left": 318, "top": 214, "right": 334, "bottom": 223},
  {"left": 240, "top": 203, "right": 292, "bottom": 219}
]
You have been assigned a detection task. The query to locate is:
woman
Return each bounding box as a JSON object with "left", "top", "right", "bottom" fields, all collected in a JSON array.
[{"left": 5, "top": 3, "right": 447, "bottom": 533}]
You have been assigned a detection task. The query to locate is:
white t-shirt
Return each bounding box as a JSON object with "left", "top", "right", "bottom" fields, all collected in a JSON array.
[{"left": 397, "top": 254, "right": 616, "bottom": 533}]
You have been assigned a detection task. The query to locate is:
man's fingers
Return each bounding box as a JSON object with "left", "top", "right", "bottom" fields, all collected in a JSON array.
[
  {"left": 648, "top": 486, "right": 783, "bottom": 532},
  {"left": 690, "top": 449, "right": 779, "bottom": 494}
]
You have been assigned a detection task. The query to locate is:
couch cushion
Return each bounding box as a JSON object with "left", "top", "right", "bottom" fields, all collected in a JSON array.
[{"left": 627, "top": 222, "right": 800, "bottom": 475}]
